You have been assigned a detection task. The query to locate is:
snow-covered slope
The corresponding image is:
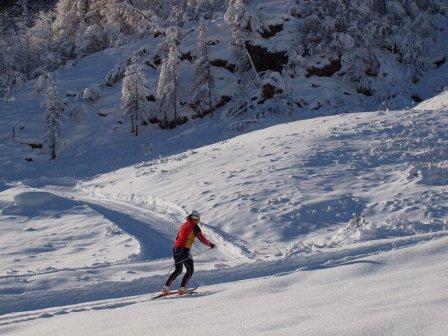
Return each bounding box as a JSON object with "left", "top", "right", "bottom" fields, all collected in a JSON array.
[
  {"left": 0, "top": 89, "right": 447, "bottom": 334},
  {"left": 78, "top": 108, "right": 448, "bottom": 255},
  {"left": 414, "top": 89, "right": 448, "bottom": 111},
  {"left": 2, "top": 228, "right": 447, "bottom": 336},
  {"left": 1, "top": 0, "right": 448, "bottom": 180},
  {"left": 1, "top": 9, "right": 448, "bottom": 329},
  {"left": 0, "top": 186, "right": 139, "bottom": 277}
]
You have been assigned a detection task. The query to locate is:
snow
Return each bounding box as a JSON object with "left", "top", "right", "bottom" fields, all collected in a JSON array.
[
  {"left": 77, "top": 108, "right": 448, "bottom": 257},
  {"left": 0, "top": 186, "right": 139, "bottom": 278},
  {"left": 1, "top": 97, "right": 447, "bottom": 333},
  {"left": 414, "top": 89, "right": 448, "bottom": 111},
  {"left": 1, "top": 235, "right": 447, "bottom": 336},
  {"left": 1, "top": 2, "right": 448, "bottom": 332}
]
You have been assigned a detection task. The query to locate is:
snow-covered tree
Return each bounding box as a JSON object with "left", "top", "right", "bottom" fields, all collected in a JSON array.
[
  {"left": 224, "top": 0, "right": 261, "bottom": 78},
  {"left": 156, "top": 27, "right": 182, "bottom": 125},
  {"left": 193, "top": 0, "right": 227, "bottom": 19},
  {"left": 29, "top": 12, "right": 56, "bottom": 59},
  {"left": 224, "top": 0, "right": 262, "bottom": 117},
  {"left": 121, "top": 59, "right": 149, "bottom": 136},
  {"left": 52, "top": 0, "right": 88, "bottom": 40},
  {"left": 42, "top": 74, "right": 64, "bottom": 160},
  {"left": 192, "top": 19, "right": 216, "bottom": 116},
  {"left": 293, "top": 0, "right": 442, "bottom": 93},
  {"left": 35, "top": 73, "right": 50, "bottom": 95},
  {"left": 224, "top": 0, "right": 264, "bottom": 35}
]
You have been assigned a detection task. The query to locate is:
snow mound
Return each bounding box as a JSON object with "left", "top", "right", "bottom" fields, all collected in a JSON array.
[
  {"left": 317, "top": 215, "right": 446, "bottom": 248},
  {"left": 2, "top": 191, "right": 80, "bottom": 217},
  {"left": 0, "top": 189, "right": 139, "bottom": 276},
  {"left": 414, "top": 90, "right": 448, "bottom": 111},
  {"left": 404, "top": 161, "right": 448, "bottom": 186}
]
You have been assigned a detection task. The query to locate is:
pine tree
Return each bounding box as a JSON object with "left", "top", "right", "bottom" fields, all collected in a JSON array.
[
  {"left": 156, "top": 27, "right": 182, "bottom": 126},
  {"left": 192, "top": 19, "right": 216, "bottom": 116},
  {"left": 121, "top": 60, "right": 149, "bottom": 136},
  {"left": 224, "top": 0, "right": 260, "bottom": 84},
  {"left": 53, "top": 0, "right": 88, "bottom": 40},
  {"left": 42, "top": 74, "right": 63, "bottom": 160}
]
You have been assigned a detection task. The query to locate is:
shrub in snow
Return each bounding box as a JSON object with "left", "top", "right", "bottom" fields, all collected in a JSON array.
[
  {"left": 82, "top": 86, "right": 100, "bottom": 101},
  {"left": 318, "top": 214, "right": 445, "bottom": 248},
  {"left": 35, "top": 74, "right": 50, "bottom": 96},
  {"left": 75, "top": 24, "right": 109, "bottom": 56},
  {"left": 70, "top": 103, "right": 87, "bottom": 123},
  {"left": 3, "top": 86, "right": 12, "bottom": 102},
  {"left": 404, "top": 162, "right": 448, "bottom": 186},
  {"left": 105, "top": 47, "right": 152, "bottom": 86}
]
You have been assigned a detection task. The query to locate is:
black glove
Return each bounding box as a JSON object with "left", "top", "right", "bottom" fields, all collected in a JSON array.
[{"left": 210, "top": 243, "right": 216, "bottom": 249}]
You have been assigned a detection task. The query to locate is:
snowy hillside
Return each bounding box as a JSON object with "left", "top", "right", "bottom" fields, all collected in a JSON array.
[
  {"left": 1, "top": 0, "right": 448, "bottom": 170},
  {"left": 78, "top": 107, "right": 448, "bottom": 255}
]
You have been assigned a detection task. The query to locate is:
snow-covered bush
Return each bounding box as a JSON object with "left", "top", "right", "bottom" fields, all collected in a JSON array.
[
  {"left": 69, "top": 102, "right": 87, "bottom": 123},
  {"left": 404, "top": 161, "right": 448, "bottom": 186},
  {"left": 82, "top": 86, "right": 100, "bottom": 102},
  {"left": 317, "top": 214, "right": 445, "bottom": 248},
  {"left": 75, "top": 24, "right": 109, "bottom": 56},
  {"left": 35, "top": 73, "right": 50, "bottom": 96}
]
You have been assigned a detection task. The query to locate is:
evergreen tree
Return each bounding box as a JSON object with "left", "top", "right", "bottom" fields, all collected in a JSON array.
[
  {"left": 52, "top": 0, "right": 88, "bottom": 40},
  {"left": 224, "top": 0, "right": 261, "bottom": 117},
  {"left": 121, "top": 59, "right": 149, "bottom": 136},
  {"left": 42, "top": 74, "right": 63, "bottom": 160},
  {"left": 192, "top": 19, "right": 216, "bottom": 116},
  {"left": 156, "top": 26, "right": 182, "bottom": 125},
  {"left": 224, "top": 0, "right": 261, "bottom": 84}
]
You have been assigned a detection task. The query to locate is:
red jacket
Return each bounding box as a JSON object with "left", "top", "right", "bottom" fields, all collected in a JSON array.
[{"left": 174, "top": 219, "right": 212, "bottom": 249}]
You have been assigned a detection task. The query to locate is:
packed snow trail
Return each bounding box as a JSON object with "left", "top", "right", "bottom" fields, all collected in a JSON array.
[
  {"left": 1, "top": 225, "right": 445, "bottom": 316},
  {"left": 0, "top": 184, "right": 254, "bottom": 315}
]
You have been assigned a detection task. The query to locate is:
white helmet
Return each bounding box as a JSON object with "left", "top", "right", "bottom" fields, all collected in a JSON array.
[{"left": 189, "top": 210, "right": 201, "bottom": 219}]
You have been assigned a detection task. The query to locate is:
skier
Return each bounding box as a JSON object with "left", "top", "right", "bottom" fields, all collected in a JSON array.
[{"left": 162, "top": 210, "right": 215, "bottom": 295}]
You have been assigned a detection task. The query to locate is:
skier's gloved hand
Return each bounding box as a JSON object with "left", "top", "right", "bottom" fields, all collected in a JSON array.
[{"left": 209, "top": 243, "right": 216, "bottom": 249}]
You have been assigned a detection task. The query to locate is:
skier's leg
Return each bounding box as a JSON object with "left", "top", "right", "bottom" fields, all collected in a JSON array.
[
  {"left": 165, "top": 248, "right": 184, "bottom": 286},
  {"left": 180, "top": 257, "right": 194, "bottom": 288}
]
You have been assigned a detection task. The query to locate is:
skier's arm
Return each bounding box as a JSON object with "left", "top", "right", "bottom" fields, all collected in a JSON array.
[{"left": 193, "top": 225, "right": 215, "bottom": 248}]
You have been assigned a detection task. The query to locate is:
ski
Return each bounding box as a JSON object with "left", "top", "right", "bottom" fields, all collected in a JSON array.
[{"left": 151, "top": 286, "right": 199, "bottom": 300}]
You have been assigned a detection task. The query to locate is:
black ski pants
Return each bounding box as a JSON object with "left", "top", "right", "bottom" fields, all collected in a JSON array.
[{"left": 165, "top": 247, "right": 194, "bottom": 288}]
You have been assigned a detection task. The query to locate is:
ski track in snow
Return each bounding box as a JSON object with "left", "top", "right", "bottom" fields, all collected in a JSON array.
[
  {"left": 0, "top": 185, "right": 256, "bottom": 316},
  {"left": 0, "top": 217, "right": 446, "bottom": 317},
  {"left": 1, "top": 182, "right": 446, "bottom": 319}
]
